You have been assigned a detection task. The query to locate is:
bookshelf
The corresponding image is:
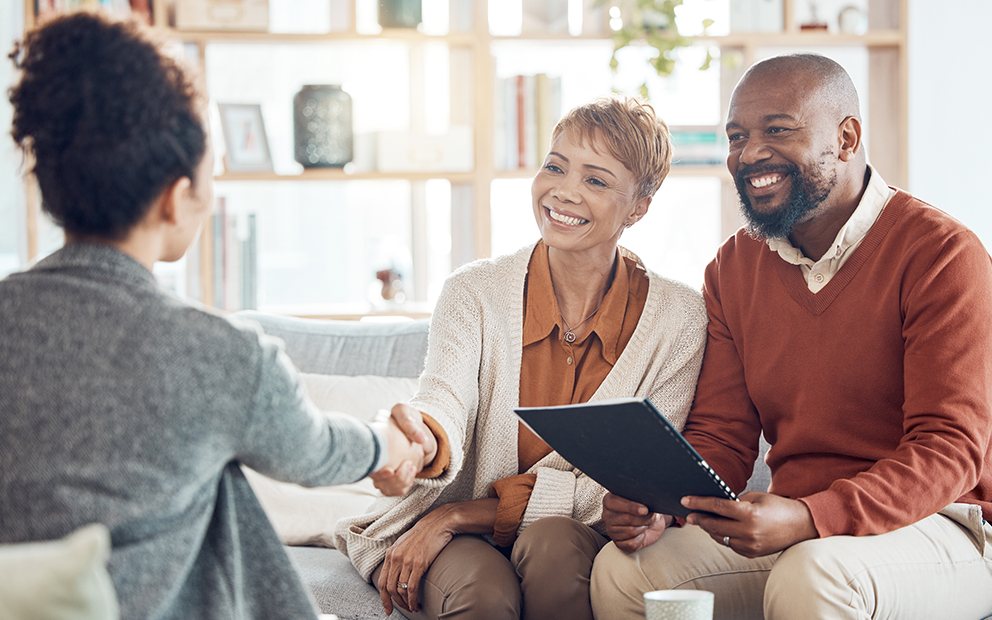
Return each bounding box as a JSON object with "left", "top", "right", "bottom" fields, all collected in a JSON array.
[{"left": 16, "top": 0, "right": 908, "bottom": 317}]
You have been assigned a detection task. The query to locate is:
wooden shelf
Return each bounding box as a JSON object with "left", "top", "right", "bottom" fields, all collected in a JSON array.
[
  {"left": 216, "top": 170, "right": 476, "bottom": 183},
  {"left": 494, "top": 165, "right": 730, "bottom": 181},
  {"left": 169, "top": 28, "right": 478, "bottom": 46},
  {"left": 15, "top": 0, "right": 907, "bottom": 312},
  {"left": 696, "top": 30, "right": 905, "bottom": 47},
  {"left": 493, "top": 30, "right": 904, "bottom": 48}
]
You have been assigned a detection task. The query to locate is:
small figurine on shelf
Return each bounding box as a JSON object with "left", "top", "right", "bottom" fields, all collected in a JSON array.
[
  {"left": 376, "top": 268, "right": 406, "bottom": 305},
  {"left": 800, "top": 0, "right": 829, "bottom": 31},
  {"left": 838, "top": 5, "right": 868, "bottom": 35}
]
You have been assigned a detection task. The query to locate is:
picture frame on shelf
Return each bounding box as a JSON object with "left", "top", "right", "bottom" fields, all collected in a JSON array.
[{"left": 217, "top": 104, "right": 273, "bottom": 173}]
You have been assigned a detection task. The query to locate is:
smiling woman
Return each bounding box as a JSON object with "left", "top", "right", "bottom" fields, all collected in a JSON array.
[{"left": 333, "top": 94, "right": 709, "bottom": 620}]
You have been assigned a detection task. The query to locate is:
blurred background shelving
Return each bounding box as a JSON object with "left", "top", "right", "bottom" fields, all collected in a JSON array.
[{"left": 2, "top": 0, "right": 934, "bottom": 318}]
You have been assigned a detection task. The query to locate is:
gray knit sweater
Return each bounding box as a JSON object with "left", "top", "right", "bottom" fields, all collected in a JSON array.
[{"left": 0, "top": 243, "right": 382, "bottom": 620}]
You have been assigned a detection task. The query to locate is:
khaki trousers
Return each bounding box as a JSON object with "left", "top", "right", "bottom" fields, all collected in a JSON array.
[
  {"left": 373, "top": 516, "right": 607, "bottom": 620},
  {"left": 590, "top": 505, "right": 992, "bottom": 620}
]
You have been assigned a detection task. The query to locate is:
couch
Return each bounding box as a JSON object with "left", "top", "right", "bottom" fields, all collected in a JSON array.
[{"left": 236, "top": 310, "right": 775, "bottom": 620}]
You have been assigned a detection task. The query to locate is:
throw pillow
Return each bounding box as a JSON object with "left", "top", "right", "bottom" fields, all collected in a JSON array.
[{"left": 0, "top": 523, "right": 119, "bottom": 620}]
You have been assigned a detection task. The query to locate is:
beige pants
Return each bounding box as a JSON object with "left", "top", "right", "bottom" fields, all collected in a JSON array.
[
  {"left": 591, "top": 504, "right": 992, "bottom": 620},
  {"left": 373, "top": 516, "right": 607, "bottom": 620}
]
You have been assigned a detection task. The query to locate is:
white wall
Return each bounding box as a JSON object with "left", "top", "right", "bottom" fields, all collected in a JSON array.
[
  {"left": 0, "top": 0, "right": 25, "bottom": 277},
  {"left": 908, "top": 0, "right": 992, "bottom": 248}
]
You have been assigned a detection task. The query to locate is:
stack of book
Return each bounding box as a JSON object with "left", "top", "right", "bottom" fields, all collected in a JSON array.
[
  {"left": 670, "top": 126, "right": 726, "bottom": 166},
  {"left": 186, "top": 198, "right": 258, "bottom": 311},
  {"left": 494, "top": 73, "right": 563, "bottom": 171}
]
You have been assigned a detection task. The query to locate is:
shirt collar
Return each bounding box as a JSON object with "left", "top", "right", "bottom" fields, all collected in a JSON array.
[
  {"left": 766, "top": 164, "right": 895, "bottom": 266},
  {"left": 522, "top": 240, "right": 631, "bottom": 365},
  {"left": 589, "top": 253, "right": 630, "bottom": 365},
  {"left": 33, "top": 242, "right": 158, "bottom": 288},
  {"left": 523, "top": 242, "right": 559, "bottom": 346}
]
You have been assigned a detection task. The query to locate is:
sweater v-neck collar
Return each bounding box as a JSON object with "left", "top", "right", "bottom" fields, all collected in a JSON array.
[{"left": 774, "top": 190, "right": 909, "bottom": 315}]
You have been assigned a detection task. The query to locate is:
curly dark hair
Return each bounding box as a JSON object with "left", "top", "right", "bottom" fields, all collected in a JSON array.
[{"left": 8, "top": 11, "right": 206, "bottom": 240}]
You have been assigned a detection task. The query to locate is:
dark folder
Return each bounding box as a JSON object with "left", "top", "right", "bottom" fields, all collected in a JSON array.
[{"left": 515, "top": 397, "right": 737, "bottom": 518}]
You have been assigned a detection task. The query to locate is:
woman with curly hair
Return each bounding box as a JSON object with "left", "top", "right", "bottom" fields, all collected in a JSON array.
[{"left": 0, "top": 11, "right": 433, "bottom": 620}]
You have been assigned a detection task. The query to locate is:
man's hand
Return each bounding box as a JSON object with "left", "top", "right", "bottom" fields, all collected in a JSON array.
[
  {"left": 682, "top": 491, "right": 819, "bottom": 558},
  {"left": 368, "top": 404, "right": 437, "bottom": 496},
  {"left": 602, "top": 492, "right": 673, "bottom": 554}
]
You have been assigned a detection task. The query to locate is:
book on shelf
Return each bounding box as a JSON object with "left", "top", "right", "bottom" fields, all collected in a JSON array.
[
  {"left": 495, "top": 73, "right": 563, "bottom": 171},
  {"left": 515, "top": 397, "right": 738, "bottom": 518},
  {"left": 669, "top": 126, "right": 726, "bottom": 166},
  {"left": 200, "top": 198, "right": 258, "bottom": 311},
  {"left": 729, "top": 0, "right": 782, "bottom": 33}
]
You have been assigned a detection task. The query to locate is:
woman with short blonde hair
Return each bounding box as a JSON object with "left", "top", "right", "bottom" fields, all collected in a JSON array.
[{"left": 336, "top": 94, "right": 707, "bottom": 620}]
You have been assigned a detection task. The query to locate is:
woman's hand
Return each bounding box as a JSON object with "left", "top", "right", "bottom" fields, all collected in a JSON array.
[
  {"left": 368, "top": 404, "right": 439, "bottom": 496},
  {"left": 378, "top": 498, "right": 499, "bottom": 615},
  {"left": 386, "top": 403, "right": 439, "bottom": 468}
]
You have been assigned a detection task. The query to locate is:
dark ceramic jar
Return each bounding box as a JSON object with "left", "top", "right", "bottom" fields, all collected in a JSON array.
[{"left": 293, "top": 84, "right": 353, "bottom": 168}]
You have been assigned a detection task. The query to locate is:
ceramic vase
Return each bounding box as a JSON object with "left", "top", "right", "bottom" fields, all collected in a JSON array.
[{"left": 293, "top": 84, "right": 353, "bottom": 168}]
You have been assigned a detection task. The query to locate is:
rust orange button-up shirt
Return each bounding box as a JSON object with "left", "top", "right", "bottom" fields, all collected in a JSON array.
[{"left": 489, "top": 241, "right": 648, "bottom": 545}]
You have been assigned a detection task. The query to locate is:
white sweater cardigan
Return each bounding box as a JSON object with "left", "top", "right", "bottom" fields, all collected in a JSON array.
[{"left": 334, "top": 242, "right": 708, "bottom": 580}]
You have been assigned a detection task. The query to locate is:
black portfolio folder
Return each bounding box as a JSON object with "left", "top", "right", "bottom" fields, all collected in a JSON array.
[{"left": 515, "top": 397, "right": 737, "bottom": 518}]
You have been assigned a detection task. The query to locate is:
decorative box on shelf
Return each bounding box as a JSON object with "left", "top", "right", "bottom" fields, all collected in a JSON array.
[
  {"left": 175, "top": 0, "right": 269, "bottom": 32},
  {"left": 375, "top": 126, "right": 474, "bottom": 173}
]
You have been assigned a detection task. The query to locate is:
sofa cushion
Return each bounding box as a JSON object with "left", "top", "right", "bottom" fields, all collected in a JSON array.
[
  {"left": 233, "top": 312, "right": 430, "bottom": 378},
  {"left": 0, "top": 523, "right": 119, "bottom": 620},
  {"left": 298, "top": 373, "right": 420, "bottom": 423},
  {"left": 288, "top": 546, "right": 408, "bottom": 620}
]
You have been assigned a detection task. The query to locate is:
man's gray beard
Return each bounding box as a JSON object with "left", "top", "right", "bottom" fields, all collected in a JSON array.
[{"left": 736, "top": 164, "right": 836, "bottom": 240}]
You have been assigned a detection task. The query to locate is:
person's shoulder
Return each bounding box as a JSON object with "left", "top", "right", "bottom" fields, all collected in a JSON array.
[
  {"left": 622, "top": 248, "right": 706, "bottom": 325},
  {"left": 891, "top": 190, "right": 976, "bottom": 239},
  {"left": 453, "top": 243, "right": 535, "bottom": 275},
  {"left": 442, "top": 242, "right": 535, "bottom": 292},
  {"left": 715, "top": 227, "right": 766, "bottom": 259},
  {"left": 155, "top": 297, "right": 268, "bottom": 362},
  {"left": 649, "top": 271, "right": 707, "bottom": 324}
]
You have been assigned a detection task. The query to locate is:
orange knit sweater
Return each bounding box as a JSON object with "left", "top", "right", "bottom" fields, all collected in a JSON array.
[{"left": 684, "top": 190, "right": 992, "bottom": 536}]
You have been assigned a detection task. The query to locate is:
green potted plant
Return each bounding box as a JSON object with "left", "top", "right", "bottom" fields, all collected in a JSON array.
[{"left": 596, "top": 0, "right": 715, "bottom": 98}]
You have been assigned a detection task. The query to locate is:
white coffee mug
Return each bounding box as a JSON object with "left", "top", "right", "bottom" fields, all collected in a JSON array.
[{"left": 643, "top": 590, "right": 715, "bottom": 620}]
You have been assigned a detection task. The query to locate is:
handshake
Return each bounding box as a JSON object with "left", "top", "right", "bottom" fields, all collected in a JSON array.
[{"left": 367, "top": 403, "right": 439, "bottom": 496}]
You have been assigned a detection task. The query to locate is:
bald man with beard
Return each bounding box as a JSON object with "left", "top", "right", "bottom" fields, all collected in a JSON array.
[{"left": 589, "top": 53, "right": 992, "bottom": 620}]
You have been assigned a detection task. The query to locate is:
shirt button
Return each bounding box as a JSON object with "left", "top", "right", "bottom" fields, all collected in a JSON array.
[
  {"left": 566, "top": 356, "right": 573, "bottom": 365},
  {"left": 813, "top": 273, "right": 824, "bottom": 283}
]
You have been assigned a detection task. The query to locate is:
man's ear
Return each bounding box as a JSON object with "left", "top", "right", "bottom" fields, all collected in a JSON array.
[
  {"left": 157, "top": 176, "right": 192, "bottom": 225},
  {"left": 838, "top": 116, "right": 862, "bottom": 162}
]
